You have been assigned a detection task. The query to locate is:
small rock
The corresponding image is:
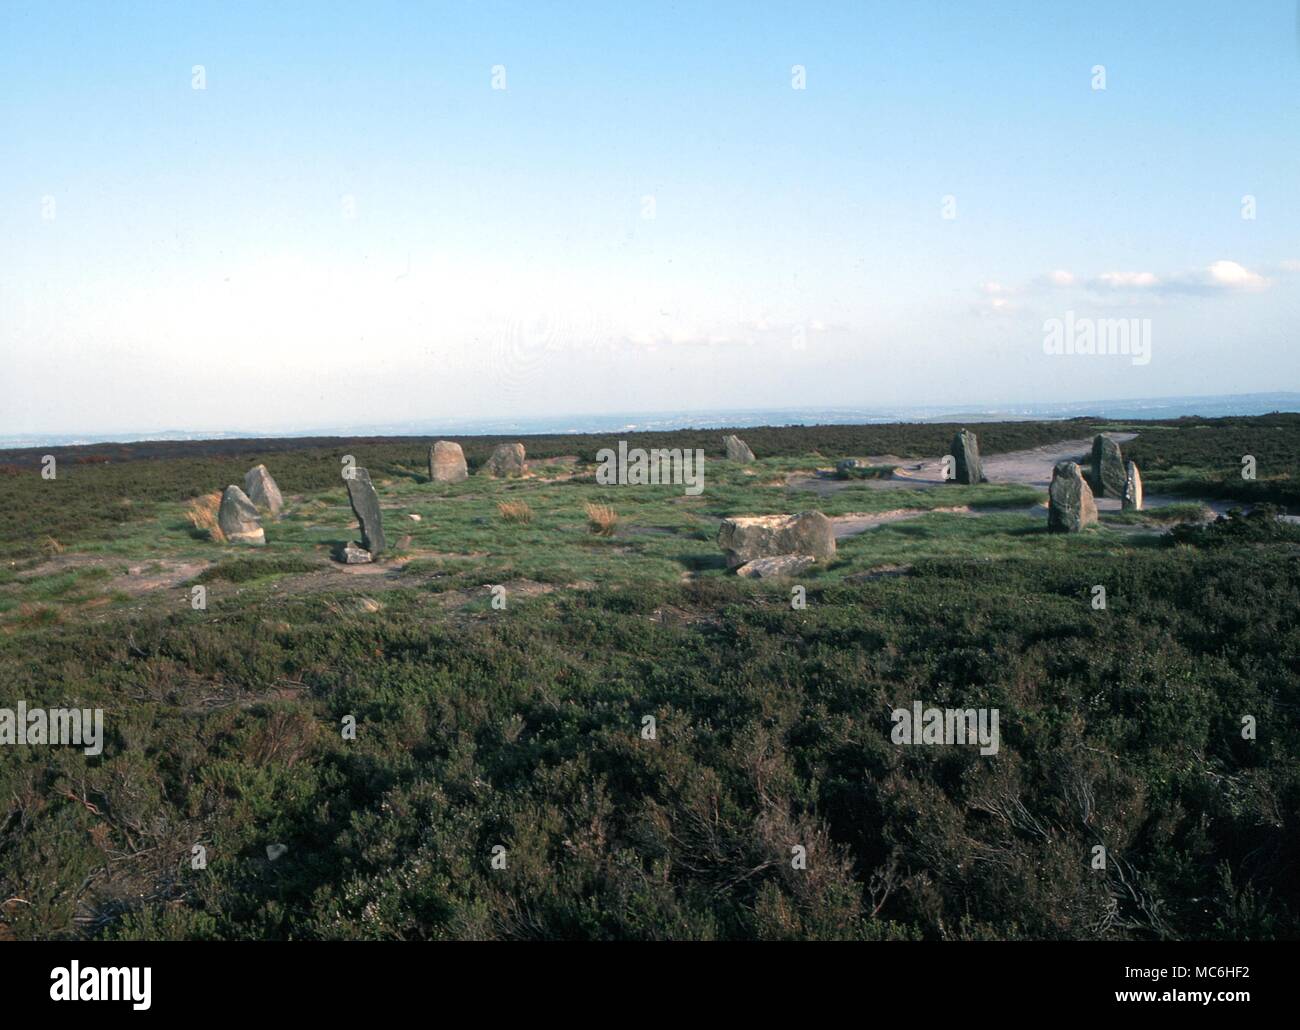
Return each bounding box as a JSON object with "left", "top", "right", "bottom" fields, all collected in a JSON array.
[
  {"left": 735, "top": 554, "right": 817, "bottom": 579},
  {"left": 266, "top": 843, "right": 288, "bottom": 861},
  {"left": 340, "top": 542, "right": 373, "bottom": 564},
  {"left": 218, "top": 485, "right": 266, "bottom": 546},
  {"left": 407, "top": 513, "right": 422, "bottom": 521}
]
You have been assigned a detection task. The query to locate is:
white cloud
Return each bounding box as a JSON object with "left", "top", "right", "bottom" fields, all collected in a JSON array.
[
  {"left": 1197, "top": 260, "right": 1267, "bottom": 291},
  {"left": 1093, "top": 271, "right": 1160, "bottom": 290}
]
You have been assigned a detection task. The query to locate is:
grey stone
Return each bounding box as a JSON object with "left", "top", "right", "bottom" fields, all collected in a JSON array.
[
  {"left": 340, "top": 542, "right": 373, "bottom": 564},
  {"left": 482, "top": 443, "right": 526, "bottom": 477},
  {"left": 951, "top": 429, "right": 986, "bottom": 484},
  {"left": 1090, "top": 435, "right": 1126, "bottom": 498},
  {"left": 429, "top": 440, "right": 468, "bottom": 483},
  {"left": 735, "top": 554, "right": 817, "bottom": 579},
  {"left": 218, "top": 485, "right": 265, "bottom": 546},
  {"left": 346, "top": 467, "right": 387, "bottom": 554},
  {"left": 1123, "top": 460, "right": 1143, "bottom": 511},
  {"left": 718, "top": 511, "right": 835, "bottom": 568},
  {"left": 723, "top": 434, "right": 756, "bottom": 463},
  {"left": 243, "top": 464, "right": 284, "bottom": 516},
  {"left": 1048, "top": 461, "right": 1099, "bottom": 533}
]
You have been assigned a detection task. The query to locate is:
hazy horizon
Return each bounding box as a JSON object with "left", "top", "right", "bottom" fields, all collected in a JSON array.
[{"left": 3, "top": 1, "right": 1298, "bottom": 436}]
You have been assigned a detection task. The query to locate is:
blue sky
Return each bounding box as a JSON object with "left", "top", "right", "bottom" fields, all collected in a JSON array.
[{"left": 1, "top": 0, "right": 1297, "bottom": 434}]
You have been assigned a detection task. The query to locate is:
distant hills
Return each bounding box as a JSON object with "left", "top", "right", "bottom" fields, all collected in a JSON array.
[{"left": 4, "top": 392, "right": 1298, "bottom": 449}]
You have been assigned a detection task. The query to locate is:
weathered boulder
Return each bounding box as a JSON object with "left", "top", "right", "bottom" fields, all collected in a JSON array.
[
  {"left": 482, "top": 443, "right": 526, "bottom": 477},
  {"left": 243, "top": 464, "right": 284, "bottom": 516},
  {"left": 346, "top": 468, "right": 387, "bottom": 554},
  {"left": 1048, "top": 461, "right": 1098, "bottom": 533},
  {"left": 339, "top": 542, "right": 373, "bottom": 564},
  {"left": 723, "top": 434, "right": 756, "bottom": 463},
  {"left": 218, "top": 485, "right": 266, "bottom": 546},
  {"left": 735, "top": 554, "right": 817, "bottom": 579},
  {"left": 951, "top": 429, "right": 986, "bottom": 484},
  {"left": 1090, "top": 435, "right": 1126, "bottom": 498},
  {"left": 718, "top": 511, "right": 835, "bottom": 568},
  {"left": 1123, "top": 460, "right": 1143, "bottom": 511},
  {"left": 429, "top": 440, "right": 468, "bottom": 483}
]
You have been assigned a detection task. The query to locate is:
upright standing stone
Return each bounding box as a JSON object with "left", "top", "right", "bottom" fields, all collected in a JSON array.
[
  {"left": 1048, "top": 461, "right": 1099, "bottom": 533},
  {"left": 482, "top": 443, "right": 526, "bottom": 477},
  {"left": 429, "top": 440, "right": 468, "bottom": 483},
  {"left": 723, "top": 434, "right": 756, "bottom": 463},
  {"left": 218, "top": 485, "right": 266, "bottom": 546},
  {"left": 243, "top": 464, "right": 284, "bottom": 516},
  {"left": 1091, "top": 435, "right": 1126, "bottom": 498},
  {"left": 346, "top": 468, "right": 387, "bottom": 554},
  {"left": 950, "top": 428, "right": 986, "bottom": 484},
  {"left": 1123, "top": 460, "right": 1144, "bottom": 511}
]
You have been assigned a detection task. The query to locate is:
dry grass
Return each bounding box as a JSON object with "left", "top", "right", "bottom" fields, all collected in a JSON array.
[
  {"left": 584, "top": 502, "right": 619, "bottom": 537},
  {"left": 186, "top": 491, "right": 226, "bottom": 543},
  {"left": 497, "top": 500, "right": 533, "bottom": 525},
  {"left": 40, "top": 536, "right": 64, "bottom": 556}
]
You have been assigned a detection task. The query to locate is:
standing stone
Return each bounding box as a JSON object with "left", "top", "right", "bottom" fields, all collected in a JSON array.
[
  {"left": 1048, "top": 461, "right": 1099, "bottom": 533},
  {"left": 346, "top": 468, "right": 387, "bottom": 554},
  {"left": 243, "top": 464, "right": 284, "bottom": 516},
  {"left": 482, "top": 443, "right": 526, "bottom": 477},
  {"left": 950, "top": 428, "right": 986, "bottom": 484},
  {"left": 218, "top": 485, "right": 266, "bottom": 546},
  {"left": 1090, "top": 435, "right": 1126, "bottom": 498},
  {"left": 717, "top": 511, "right": 835, "bottom": 568},
  {"left": 723, "top": 434, "right": 756, "bottom": 463},
  {"left": 1123, "top": 460, "right": 1144, "bottom": 511},
  {"left": 429, "top": 440, "right": 468, "bottom": 483}
]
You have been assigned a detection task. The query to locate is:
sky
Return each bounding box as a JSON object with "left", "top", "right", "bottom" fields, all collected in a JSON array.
[{"left": 1, "top": 0, "right": 1298, "bottom": 436}]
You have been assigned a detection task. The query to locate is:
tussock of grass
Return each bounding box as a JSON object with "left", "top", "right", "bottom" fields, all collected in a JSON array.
[
  {"left": 186, "top": 492, "right": 225, "bottom": 543},
  {"left": 584, "top": 502, "right": 619, "bottom": 536},
  {"left": 498, "top": 500, "right": 533, "bottom": 525}
]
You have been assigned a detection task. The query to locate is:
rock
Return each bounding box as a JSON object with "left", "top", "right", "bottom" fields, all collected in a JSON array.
[
  {"left": 482, "top": 443, "right": 526, "bottom": 477},
  {"left": 218, "top": 485, "right": 266, "bottom": 546},
  {"left": 735, "top": 554, "right": 817, "bottom": 579},
  {"left": 1048, "top": 461, "right": 1098, "bottom": 532},
  {"left": 723, "top": 434, "right": 756, "bottom": 463},
  {"left": 1090, "top": 435, "right": 1126, "bottom": 498},
  {"left": 243, "top": 464, "right": 284, "bottom": 516},
  {"left": 407, "top": 513, "right": 421, "bottom": 521},
  {"left": 836, "top": 459, "right": 866, "bottom": 477},
  {"left": 339, "top": 542, "right": 372, "bottom": 564},
  {"left": 345, "top": 467, "right": 387, "bottom": 554},
  {"left": 950, "top": 429, "right": 986, "bottom": 484},
  {"left": 717, "top": 511, "right": 835, "bottom": 568},
  {"left": 1123, "top": 460, "right": 1143, "bottom": 511},
  {"left": 429, "top": 440, "right": 468, "bottom": 483}
]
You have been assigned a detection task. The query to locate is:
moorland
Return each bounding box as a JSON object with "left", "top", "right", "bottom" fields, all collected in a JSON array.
[{"left": 1, "top": 413, "right": 1297, "bottom": 940}]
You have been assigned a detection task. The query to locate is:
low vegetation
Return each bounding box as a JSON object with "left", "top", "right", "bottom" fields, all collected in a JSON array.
[{"left": 0, "top": 415, "right": 1297, "bottom": 940}]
